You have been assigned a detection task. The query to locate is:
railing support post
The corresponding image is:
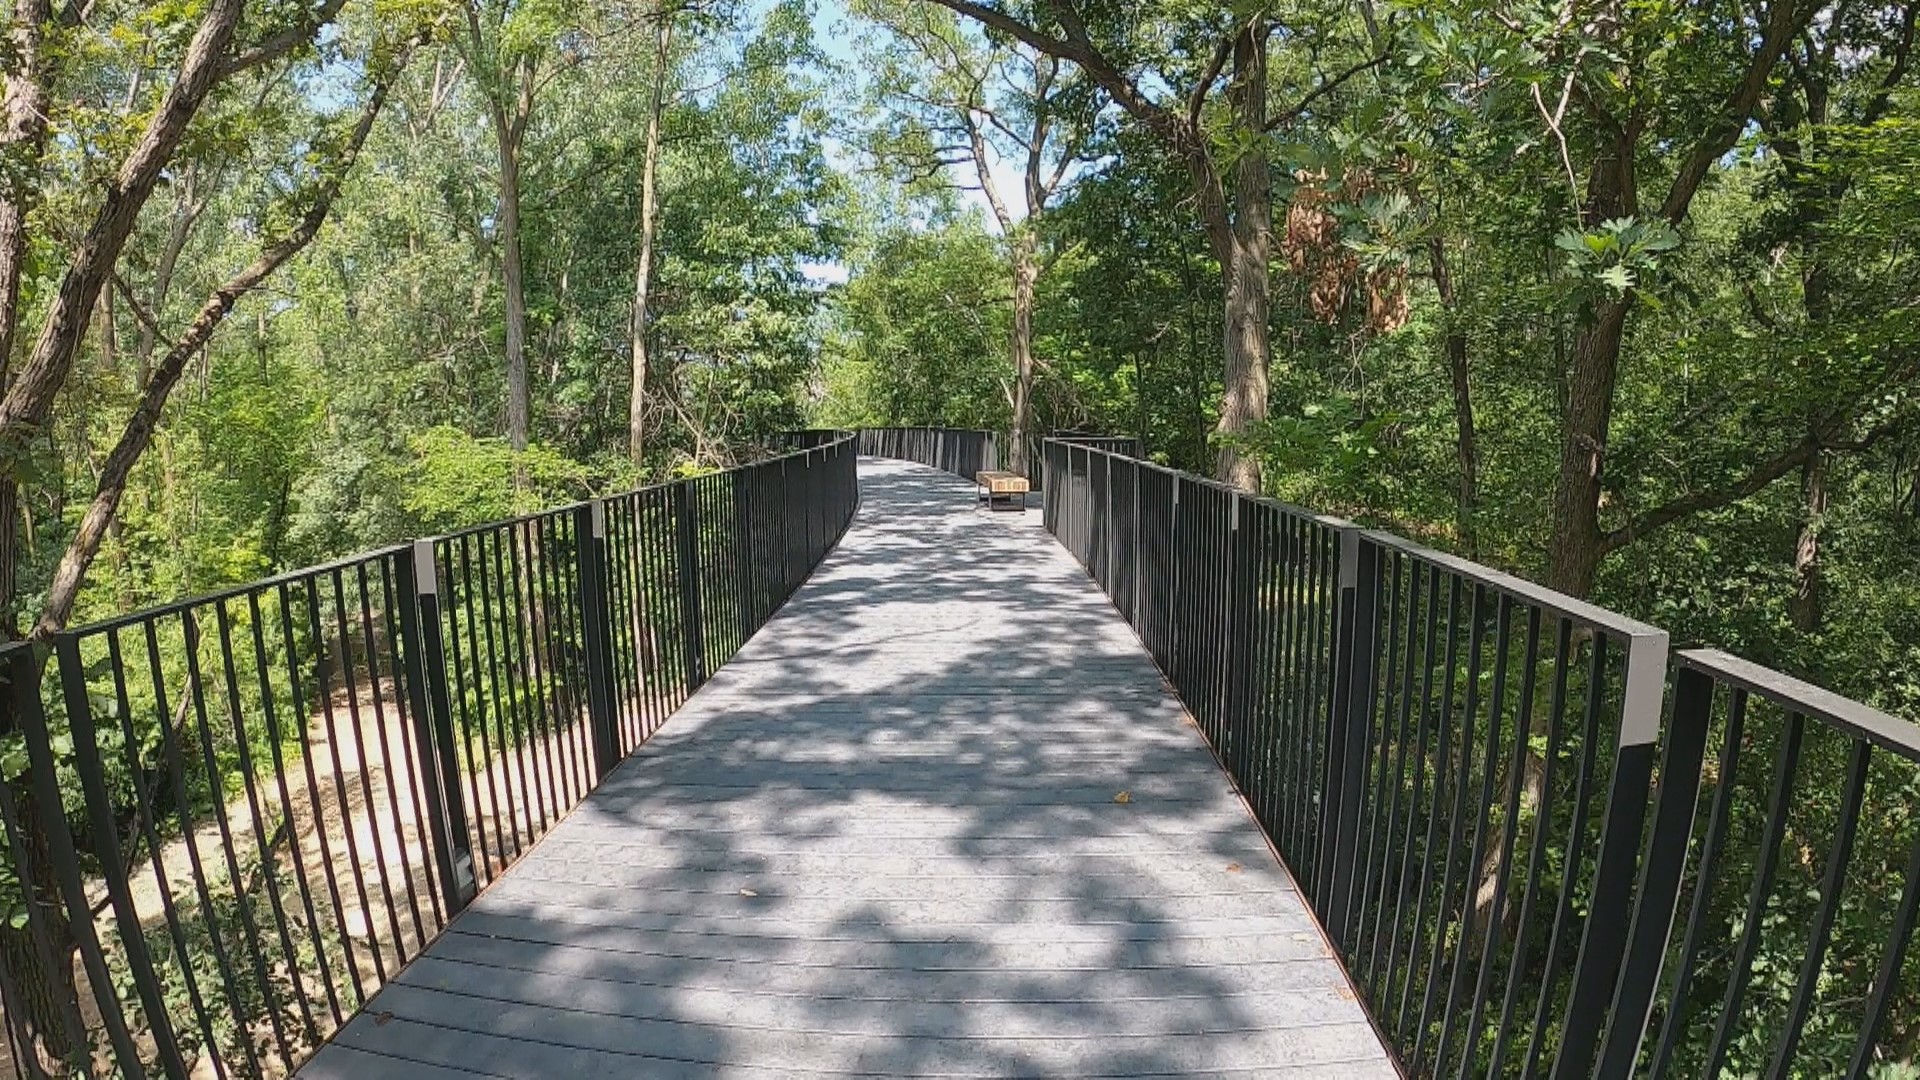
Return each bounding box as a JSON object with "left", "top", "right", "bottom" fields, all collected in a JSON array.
[
  {"left": 674, "top": 482, "right": 707, "bottom": 692},
  {"left": 1593, "top": 662, "right": 1709, "bottom": 1076},
  {"left": 574, "top": 500, "right": 621, "bottom": 776},
  {"left": 1318, "top": 526, "right": 1381, "bottom": 946},
  {"left": 398, "top": 539, "right": 475, "bottom": 912},
  {"left": 733, "top": 473, "right": 755, "bottom": 644},
  {"left": 1550, "top": 627, "right": 1670, "bottom": 1079},
  {"left": 1224, "top": 496, "right": 1258, "bottom": 792}
]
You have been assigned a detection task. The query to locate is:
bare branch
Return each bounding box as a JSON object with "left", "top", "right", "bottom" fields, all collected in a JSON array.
[
  {"left": 214, "top": 0, "right": 349, "bottom": 79},
  {"left": 1265, "top": 52, "right": 1392, "bottom": 131},
  {"left": 1189, "top": 34, "right": 1235, "bottom": 127}
]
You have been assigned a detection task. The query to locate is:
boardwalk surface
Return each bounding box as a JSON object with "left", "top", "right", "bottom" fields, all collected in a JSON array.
[{"left": 299, "top": 458, "right": 1390, "bottom": 1078}]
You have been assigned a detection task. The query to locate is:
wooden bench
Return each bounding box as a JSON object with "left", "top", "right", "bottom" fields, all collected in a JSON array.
[{"left": 975, "top": 470, "right": 1030, "bottom": 512}]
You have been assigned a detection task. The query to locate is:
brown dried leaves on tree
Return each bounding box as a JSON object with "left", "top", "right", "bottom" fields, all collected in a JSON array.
[{"left": 1280, "top": 168, "right": 1409, "bottom": 333}]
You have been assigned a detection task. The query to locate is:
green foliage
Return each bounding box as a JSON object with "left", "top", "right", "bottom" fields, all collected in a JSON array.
[
  {"left": 401, "top": 427, "right": 591, "bottom": 532},
  {"left": 1553, "top": 216, "right": 1683, "bottom": 300},
  {"left": 818, "top": 221, "right": 1012, "bottom": 431}
]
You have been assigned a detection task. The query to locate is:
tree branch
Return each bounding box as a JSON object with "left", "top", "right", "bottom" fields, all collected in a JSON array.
[
  {"left": 1600, "top": 416, "right": 1904, "bottom": 555},
  {"left": 1265, "top": 52, "right": 1391, "bottom": 131},
  {"left": 1659, "top": 0, "right": 1808, "bottom": 223},
  {"left": 1189, "top": 34, "right": 1235, "bottom": 127},
  {"left": 214, "top": 0, "right": 350, "bottom": 79},
  {"left": 923, "top": 0, "right": 1168, "bottom": 131},
  {"left": 34, "top": 72, "right": 400, "bottom": 637}
]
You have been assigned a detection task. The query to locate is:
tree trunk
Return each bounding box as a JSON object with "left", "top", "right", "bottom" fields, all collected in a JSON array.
[
  {"left": 629, "top": 12, "right": 674, "bottom": 467},
  {"left": 1789, "top": 448, "right": 1827, "bottom": 633},
  {"left": 1008, "top": 228, "right": 1038, "bottom": 476},
  {"left": 492, "top": 85, "right": 532, "bottom": 452},
  {"left": 1545, "top": 138, "right": 1635, "bottom": 598},
  {"left": 0, "top": 14, "right": 80, "bottom": 1063},
  {"left": 1429, "top": 237, "right": 1479, "bottom": 556},
  {"left": 1545, "top": 298, "right": 1628, "bottom": 597},
  {"left": 1213, "top": 19, "right": 1272, "bottom": 493},
  {"left": 0, "top": 0, "right": 53, "bottom": 379},
  {"left": 0, "top": 725, "right": 82, "bottom": 1079}
]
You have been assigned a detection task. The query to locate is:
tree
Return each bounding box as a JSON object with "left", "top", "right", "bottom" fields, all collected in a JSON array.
[
  {"left": 451, "top": 0, "right": 589, "bottom": 452},
  {"left": 0, "top": 0, "right": 420, "bottom": 1065},
  {"left": 921, "top": 2, "right": 1379, "bottom": 489},
  {"left": 629, "top": 2, "right": 679, "bottom": 464},
  {"left": 853, "top": 2, "right": 1098, "bottom": 474}
]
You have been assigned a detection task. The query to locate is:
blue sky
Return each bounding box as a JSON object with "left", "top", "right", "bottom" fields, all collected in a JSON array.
[{"left": 802, "top": 0, "right": 1030, "bottom": 234}]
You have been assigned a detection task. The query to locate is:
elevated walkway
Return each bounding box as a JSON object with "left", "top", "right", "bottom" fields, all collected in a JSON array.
[{"left": 298, "top": 457, "right": 1388, "bottom": 1077}]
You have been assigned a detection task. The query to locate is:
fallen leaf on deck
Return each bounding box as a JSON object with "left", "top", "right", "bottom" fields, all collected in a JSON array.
[
  {"left": 1112, "top": 791, "right": 1131, "bottom": 804},
  {"left": 1226, "top": 862, "right": 1242, "bottom": 873},
  {"left": 373, "top": 1012, "right": 394, "bottom": 1027},
  {"left": 740, "top": 888, "right": 759, "bottom": 897}
]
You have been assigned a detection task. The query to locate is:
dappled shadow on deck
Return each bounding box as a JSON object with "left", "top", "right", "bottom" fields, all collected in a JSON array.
[{"left": 296, "top": 458, "right": 1390, "bottom": 1078}]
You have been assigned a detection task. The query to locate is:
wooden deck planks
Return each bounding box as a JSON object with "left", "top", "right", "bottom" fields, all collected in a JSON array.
[{"left": 296, "top": 456, "right": 1390, "bottom": 1079}]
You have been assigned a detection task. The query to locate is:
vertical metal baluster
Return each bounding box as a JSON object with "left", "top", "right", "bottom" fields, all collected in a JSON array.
[
  {"left": 1457, "top": 605, "right": 1542, "bottom": 1077},
  {"left": 1303, "top": 526, "right": 1335, "bottom": 893},
  {"left": 1386, "top": 567, "right": 1448, "bottom": 1040},
  {"left": 1413, "top": 580, "right": 1466, "bottom": 1045},
  {"left": 1490, "top": 617, "right": 1575, "bottom": 1070},
  {"left": 370, "top": 553, "right": 441, "bottom": 926},
  {"left": 491, "top": 525, "right": 543, "bottom": 848},
  {"left": 617, "top": 498, "right": 653, "bottom": 745},
  {"left": 207, "top": 599, "right": 321, "bottom": 1047},
  {"left": 1763, "top": 735, "right": 1870, "bottom": 1074},
  {"left": 553, "top": 512, "right": 595, "bottom": 806},
  {"left": 1365, "top": 559, "right": 1426, "bottom": 998},
  {"left": 271, "top": 588, "right": 367, "bottom": 1014},
  {"left": 1432, "top": 592, "right": 1509, "bottom": 1075},
  {"left": 1520, "top": 635, "right": 1610, "bottom": 1076},
  {"left": 1252, "top": 507, "right": 1286, "bottom": 840},
  {"left": 439, "top": 539, "right": 485, "bottom": 878},
  {"left": 51, "top": 629, "right": 188, "bottom": 1075},
  {"left": 446, "top": 538, "right": 498, "bottom": 886},
  {"left": 517, "top": 517, "right": 567, "bottom": 825},
  {"left": 105, "top": 627, "right": 238, "bottom": 1069},
  {"left": 1849, "top": 825, "right": 1920, "bottom": 1077},
  {"left": 1356, "top": 551, "right": 1407, "bottom": 982},
  {"left": 318, "top": 572, "right": 412, "bottom": 976},
  {"left": 1276, "top": 517, "right": 1303, "bottom": 870},
  {"left": 469, "top": 531, "right": 521, "bottom": 862},
  {"left": 509, "top": 518, "right": 560, "bottom": 829},
  {"left": 1699, "top": 710, "right": 1807, "bottom": 1075},
  {"left": 323, "top": 572, "right": 408, "bottom": 973},
  {"left": 183, "top": 607, "right": 299, "bottom": 1063}
]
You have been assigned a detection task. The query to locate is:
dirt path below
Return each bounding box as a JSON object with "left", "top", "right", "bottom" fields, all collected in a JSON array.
[{"left": 7, "top": 676, "right": 599, "bottom": 1079}]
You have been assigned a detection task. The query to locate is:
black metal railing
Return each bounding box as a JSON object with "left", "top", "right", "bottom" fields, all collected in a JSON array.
[
  {"left": 1024, "top": 433, "right": 1141, "bottom": 490},
  {"left": 0, "top": 435, "right": 858, "bottom": 1079},
  {"left": 1041, "top": 436, "right": 1918, "bottom": 1079},
  {"left": 852, "top": 426, "right": 1143, "bottom": 489},
  {"left": 854, "top": 427, "right": 998, "bottom": 479},
  {"left": 770, "top": 428, "right": 845, "bottom": 451}
]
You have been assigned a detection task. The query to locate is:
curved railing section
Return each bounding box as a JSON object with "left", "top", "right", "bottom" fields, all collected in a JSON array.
[
  {"left": 842, "top": 427, "right": 1141, "bottom": 491},
  {"left": 0, "top": 434, "right": 858, "bottom": 1078},
  {"left": 852, "top": 427, "right": 998, "bottom": 480},
  {"left": 1041, "top": 435, "right": 1918, "bottom": 1080}
]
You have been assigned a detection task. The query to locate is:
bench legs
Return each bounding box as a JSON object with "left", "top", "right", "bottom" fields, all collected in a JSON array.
[{"left": 976, "top": 489, "right": 1026, "bottom": 513}]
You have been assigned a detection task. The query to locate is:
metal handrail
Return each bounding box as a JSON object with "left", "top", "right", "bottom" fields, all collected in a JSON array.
[{"left": 1038, "top": 434, "right": 1916, "bottom": 1079}]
